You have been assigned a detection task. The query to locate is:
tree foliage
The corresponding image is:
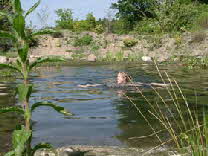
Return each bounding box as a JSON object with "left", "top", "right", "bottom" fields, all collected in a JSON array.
[
  {"left": 55, "top": 8, "right": 74, "bottom": 29},
  {"left": 111, "top": 0, "right": 156, "bottom": 30},
  {"left": 112, "top": 0, "right": 208, "bottom": 33}
]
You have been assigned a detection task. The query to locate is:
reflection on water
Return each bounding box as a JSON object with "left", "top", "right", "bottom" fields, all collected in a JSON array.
[{"left": 1, "top": 64, "right": 208, "bottom": 154}]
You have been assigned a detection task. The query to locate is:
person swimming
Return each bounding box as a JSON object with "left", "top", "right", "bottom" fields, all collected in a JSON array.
[
  {"left": 117, "top": 72, "right": 131, "bottom": 84},
  {"left": 77, "top": 72, "right": 169, "bottom": 88}
]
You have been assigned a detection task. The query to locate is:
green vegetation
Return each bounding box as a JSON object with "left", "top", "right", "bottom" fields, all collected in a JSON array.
[
  {"left": 123, "top": 38, "right": 138, "bottom": 48},
  {"left": 128, "top": 62, "right": 208, "bottom": 155},
  {"left": 55, "top": 9, "right": 74, "bottom": 30},
  {"left": 73, "top": 34, "right": 93, "bottom": 47},
  {"left": 112, "top": 0, "right": 208, "bottom": 34},
  {"left": 53, "top": 0, "right": 208, "bottom": 35},
  {"left": 0, "top": 0, "right": 72, "bottom": 155}
]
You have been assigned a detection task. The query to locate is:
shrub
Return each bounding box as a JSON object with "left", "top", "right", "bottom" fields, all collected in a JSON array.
[
  {"left": 73, "top": 20, "right": 91, "bottom": 32},
  {"left": 123, "top": 38, "right": 138, "bottom": 47},
  {"left": 94, "top": 24, "right": 104, "bottom": 34},
  {"left": 134, "top": 18, "right": 161, "bottom": 34},
  {"left": 51, "top": 31, "right": 64, "bottom": 38},
  {"left": 73, "top": 34, "right": 93, "bottom": 47}
]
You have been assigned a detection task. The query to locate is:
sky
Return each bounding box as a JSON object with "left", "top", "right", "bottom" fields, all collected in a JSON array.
[{"left": 21, "top": 0, "right": 118, "bottom": 28}]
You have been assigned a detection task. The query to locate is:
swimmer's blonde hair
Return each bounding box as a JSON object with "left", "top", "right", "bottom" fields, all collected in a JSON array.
[{"left": 118, "top": 72, "right": 131, "bottom": 82}]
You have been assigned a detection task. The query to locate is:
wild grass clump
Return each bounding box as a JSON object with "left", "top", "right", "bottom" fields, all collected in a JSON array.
[{"left": 126, "top": 61, "right": 208, "bottom": 156}]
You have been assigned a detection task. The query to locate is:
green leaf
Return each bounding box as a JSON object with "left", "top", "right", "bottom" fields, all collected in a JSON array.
[
  {"left": 17, "top": 84, "right": 33, "bottom": 103},
  {"left": 31, "top": 102, "right": 73, "bottom": 116},
  {"left": 32, "top": 29, "right": 56, "bottom": 37},
  {"left": 4, "top": 151, "right": 15, "bottom": 156},
  {"left": 12, "top": 0, "right": 23, "bottom": 14},
  {"left": 29, "top": 56, "right": 65, "bottom": 70},
  {"left": 0, "top": 63, "right": 21, "bottom": 73},
  {"left": 31, "top": 143, "right": 53, "bottom": 156},
  {"left": 18, "top": 43, "right": 29, "bottom": 63},
  {"left": 13, "top": 14, "right": 25, "bottom": 38},
  {"left": 0, "top": 31, "right": 16, "bottom": 41},
  {"left": 12, "top": 126, "right": 32, "bottom": 156},
  {"left": 25, "top": 0, "right": 41, "bottom": 17},
  {"left": 0, "top": 12, "right": 13, "bottom": 24},
  {"left": 0, "top": 106, "right": 24, "bottom": 114},
  {"left": 0, "top": 11, "right": 7, "bottom": 17}
]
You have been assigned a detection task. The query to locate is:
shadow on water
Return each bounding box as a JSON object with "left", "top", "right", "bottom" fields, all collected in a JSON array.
[{"left": 1, "top": 63, "right": 208, "bottom": 154}]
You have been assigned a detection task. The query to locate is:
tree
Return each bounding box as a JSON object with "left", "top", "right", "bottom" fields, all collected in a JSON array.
[
  {"left": 55, "top": 8, "right": 74, "bottom": 29},
  {"left": 111, "top": 0, "right": 156, "bottom": 30},
  {"left": 86, "top": 12, "right": 96, "bottom": 30}
]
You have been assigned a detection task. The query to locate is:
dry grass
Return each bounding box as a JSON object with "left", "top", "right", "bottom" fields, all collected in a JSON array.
[{"left": 125, "top": 61, "right": 208, "bottom": 156}]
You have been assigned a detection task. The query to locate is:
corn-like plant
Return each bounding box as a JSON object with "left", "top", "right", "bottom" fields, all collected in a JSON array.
[{"left": 0, "top": 0, "right": 72, "bottom": 155}]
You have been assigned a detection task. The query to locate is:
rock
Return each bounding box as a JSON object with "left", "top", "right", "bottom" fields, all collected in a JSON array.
[
  {"left": 0, "top": 93, "right": 8, "bottom": 96},
  {"left": 8, "top": 58, "right": 17, "bottom": 64},
  {"left": 64, "top": 53, "right": 73, "bottom": 59},
  {"left": 87, "top": 54, "right": 97, "bottom": 62},
  {"left": 0, "top": 56, "right": 8, "bottom": 64},
  {"left": 141, "top": 56, "right": 152, "bottom": 62},
  {"left": 29, "top": 58, "right": 36, "bottom": 63},
  {"left": 34, "top": 145, "right": 177, "bottom": 156}
]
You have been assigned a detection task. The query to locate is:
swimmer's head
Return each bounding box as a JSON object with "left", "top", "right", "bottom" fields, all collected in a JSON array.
[{"left": 117, "top": 72, "right": 130, "bottom": 84}]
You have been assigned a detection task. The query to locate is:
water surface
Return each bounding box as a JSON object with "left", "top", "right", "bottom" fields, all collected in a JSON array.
[{"left": 1, "top": 63, "right": 208, "bottom": 154}]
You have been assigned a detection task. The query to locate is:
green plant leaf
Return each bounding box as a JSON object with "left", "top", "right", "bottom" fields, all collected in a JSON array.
[
  {"left": 12, "top": 126, "right": 32, "bottom": 156},
  {"left": 13, "top": 14, "right": 25, "bottom": 39},
  {"left": 0, "top": 11, "right": 7, "bottom": 17},
  {"left": 32, "top": 29, "right": 56, "bottom": 37},
  {"left": 12, "top": 0, "right": 23, "bottom": 13},
  {"left": 4, "top": 151, "right": 15, "bottom": 156},
  {"left": 25, "top": 0, "right": 41, "bottom": 17},
  {"left": 17, "top": 84, "right": 33, "bottom": 103},
  {"left": 31, "top": 102, "right": 73, "bottom": 116},
  {"left": 29, "top": 56, "right": 65, "bottom": 70},
  {"left": 0, "top": 106, "right": 24, "bottom": 114},
  {"left": 0, "top": 12, "right": 13, "bottom": 24},
  {"left": 0, "top": 31, "right": 16, "bottom": 41},
  {"left": 0, "top": 63, "right": 21, "bottom": 73},
  {"left": 31, "top": 142, "right": 53, "bottom": 156},
  {"left": 18, "top": 43, "right": 29, "bottom": 63}
]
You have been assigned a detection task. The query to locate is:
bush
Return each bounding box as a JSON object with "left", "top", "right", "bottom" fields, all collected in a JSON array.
[
  {"left": 73, "top": 20, "right": 92, "bottom": 32},
  {"left": 154, "top": 2, "right": 207, "bottom": 33},
  {"left": 73, "top": 34, "right": 93, "bottom": 47},
  {"left": 123, "top": 38, "right": 138, "bottom": 47},
  {"left": 94, "top": 24, "right": 104, "bottom": 34},
  {"left": 134, "top": 18, "right": 161, "bottom": 34},
  {"left": 51, "top": 31, "right": 64, "bottom": 38}
]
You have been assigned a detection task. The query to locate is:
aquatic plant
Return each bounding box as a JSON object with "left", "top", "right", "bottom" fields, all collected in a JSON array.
[
  {"left": 0, "top": 0, "right": 72, "bottom": 155},
  {"left": 127, "top": 61, "right": 208, "bottom": 155}
]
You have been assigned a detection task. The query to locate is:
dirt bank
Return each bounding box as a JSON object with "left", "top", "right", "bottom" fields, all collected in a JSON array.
[{"left": 30, "top": 30, "right": 208, "bottom": 62}]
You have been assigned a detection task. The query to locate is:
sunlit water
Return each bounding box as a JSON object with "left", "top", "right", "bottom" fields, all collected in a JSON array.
[{"left": 1, "top": 63, "right": 208, "bottom": 154}]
